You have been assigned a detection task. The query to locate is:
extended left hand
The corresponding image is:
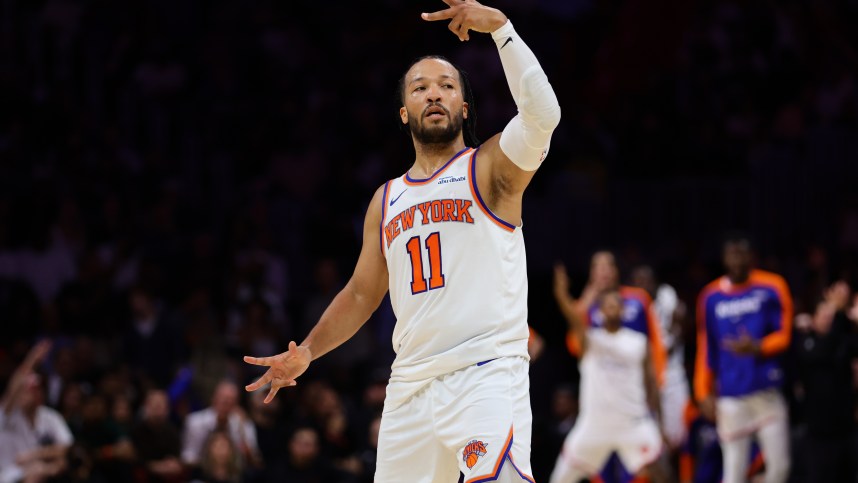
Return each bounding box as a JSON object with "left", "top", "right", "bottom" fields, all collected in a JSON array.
[{"left": 421, "top": 0, "right": 508, "bottom": 42}]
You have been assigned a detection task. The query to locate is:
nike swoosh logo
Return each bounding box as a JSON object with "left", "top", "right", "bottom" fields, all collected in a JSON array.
[
  {"left": 501, "top": 37, "right": 514, "bottom": 49},
  {"left": 389, "top": 189, "right": 407, "bottom": 206}
]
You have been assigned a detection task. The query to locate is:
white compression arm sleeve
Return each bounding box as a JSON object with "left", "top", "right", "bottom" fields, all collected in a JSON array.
[{"left": 492, "top": 20, "right": 561, "bottom": 171}]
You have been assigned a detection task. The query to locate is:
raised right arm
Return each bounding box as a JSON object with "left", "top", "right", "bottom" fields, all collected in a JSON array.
[
  {"left": 1, "top": 341, "right": 51, "bottom": 416},
  {"left": 553, "top": 263, "right": 588, "bottom": 355}
]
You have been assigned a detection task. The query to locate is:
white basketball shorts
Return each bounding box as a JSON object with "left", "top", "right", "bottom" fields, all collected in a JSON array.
[
  {"left": 375, "top": 356, "right": 534, "bottom": 483},
  {"left": 554, "top": 415, "right": 663, "bottom": 479},
  {"left": 715, "top": 388, "right": 788, "bottom": 442}
]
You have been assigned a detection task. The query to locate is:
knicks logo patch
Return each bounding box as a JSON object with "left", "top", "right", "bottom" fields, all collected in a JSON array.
[{"left": 462, "top": 440, "right": 488, "bottom": 469}]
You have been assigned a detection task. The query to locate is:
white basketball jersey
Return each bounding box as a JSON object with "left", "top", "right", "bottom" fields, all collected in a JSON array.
[
  {"left": 579, "top": 327, "right": 650, "bottom": 425},
  {"left": 654, "top": 283, "right": 688, "bottom": 391},
  {"left": 380, "top": 147, "right": 529, "bottom": 388}
]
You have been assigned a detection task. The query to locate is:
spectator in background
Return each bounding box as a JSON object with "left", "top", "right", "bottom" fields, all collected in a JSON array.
[
  {"left": 548, "top": 384, "right": 578, "bottom": 452},
  {"left": 351, "top": 367, "right": 387, "bottom": 449},
  {"left": 191, "top": 430, "right": 244, "bottom": 483},
  {"left": 355, "top": 415, "right": 382, "bottom": 483},
  {"left": 131, "top": 389, "right": 184, "bottom": 482},
  {"left": 75, "top": 393, "right": 135, "bottom": 481},
  {"left": 300, "top": 381, "right": 357, "bottom": 462},
  {"left": 182, "top": 380, "right": 261, "bottom": 470},
  {"left": 794, "top": 281, "right": 858, "bottom": 482},
  {"left": 233, "top": 297, "right": 280, "bottom": 367},
  {"left": 271, "top": 426, "right": 345, "bottom": 483},
  {"left": 695, "top": 234, "right": 793, "bottom": 483},
  {"left": 123, "top": 285, "right": 183, "bottom": 388},
  {"left": 631, "top": 264, "right": 690, "bottom": 451},
  {"left": 0, "top": 341, "right": 72, "bottom": 483},
  {"left": 58, "top": 383, "right": 85, "bottom": 436},
  {"left": 246, "top": 388, "right": 287, "bottom": 470},
  {"left": 111, "top": 394, "right": 134, "bottom": 437},
  {"left": 45, "top": 344, "right": 78, "bottom": 408}
]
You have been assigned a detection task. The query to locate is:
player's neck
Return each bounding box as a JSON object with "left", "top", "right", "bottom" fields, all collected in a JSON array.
[
  {"left": 727, "top": 271, "right": 751, "bottom": 285},
  {"left": 411, "top": 140, "right": 467, "bottom": 178}
]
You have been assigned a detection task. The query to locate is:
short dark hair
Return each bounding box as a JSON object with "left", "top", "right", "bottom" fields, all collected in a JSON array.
[
  {"left": 597, "top": 288, "right": 623, "bottom": 305},
  {"left": 722, "top": 231, "right": 753, "bottom": 251},
  {"left": 396, "top": 55, "right": 480, "bottom": 148}
]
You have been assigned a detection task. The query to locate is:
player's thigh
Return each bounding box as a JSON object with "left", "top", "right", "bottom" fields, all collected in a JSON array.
[
  {"left": 615, "top": 418, "right": 663, "bottom": 474},
  {"left": 715, "top": 395, "right": 753, "bottom": 441},
  {"left": 434, "top": 357, "right": 535, "bottom": 482},
  {"left": 555, "top": 420, "right": 613, "bottom": 477},
  {"left": 660, "top": 382, "right": 689, "bottom": 447},
  {"left": 747, "top": 388, "right": 788, "bottom": 428},
  {"left": 509, "top": 355, "right": 533, "bottom": 477},
  {"left": 375, "top": 387, "right": 458, "bottom": 483}
]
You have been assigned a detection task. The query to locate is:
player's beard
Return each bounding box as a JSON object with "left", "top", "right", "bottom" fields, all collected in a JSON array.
[{"left": 408, "top": 104, "right": 464, "bottom": 147}]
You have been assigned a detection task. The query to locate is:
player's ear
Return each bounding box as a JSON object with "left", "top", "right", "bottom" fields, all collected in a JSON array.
[
  {"left": 463, "top": 102, "right": 469, "bottom": 120},
  {"left": 400, "top": 106, "right": 408, "bottom": 125}
]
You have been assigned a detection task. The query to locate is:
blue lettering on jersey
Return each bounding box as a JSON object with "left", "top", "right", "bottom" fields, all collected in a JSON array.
[{"left": 437, "top": 175, "right": 466, "bottom": 185}]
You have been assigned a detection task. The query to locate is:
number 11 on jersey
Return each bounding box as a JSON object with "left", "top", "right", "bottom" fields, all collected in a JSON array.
[{"left": 405, "top": 232, "right": 445, "bottom": 294}]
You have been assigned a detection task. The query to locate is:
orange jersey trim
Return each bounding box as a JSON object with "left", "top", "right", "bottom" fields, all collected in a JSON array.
[
  {"left": 694, "top": 279, "right": 721, "bottom": 401},
  {"left": 379, "top": 181, "right": 391, "bottom": 256},
  {"left": 620, "top": 286, "right": 667, "bottom": 387},
  {"left": 464, "top": 426, "right": 513, "bottom": 483},
  {"left": 464, "top": 426, "right": 534, "bottom": 483},
  {"left": 679, "top": 453, "right": 694, "bottom": 481},
  {"left": 749, "top": 270, "right": 793, "bottom": 356}
]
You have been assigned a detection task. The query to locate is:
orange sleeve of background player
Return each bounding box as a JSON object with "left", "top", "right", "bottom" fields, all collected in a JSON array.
[{"left": 754, "top": 271, "right": 793, "bottom": 357}]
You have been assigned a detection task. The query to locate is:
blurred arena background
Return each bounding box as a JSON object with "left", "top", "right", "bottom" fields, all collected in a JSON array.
[{"left": 0, "top": 0, "right": 856, "bottom": 481}]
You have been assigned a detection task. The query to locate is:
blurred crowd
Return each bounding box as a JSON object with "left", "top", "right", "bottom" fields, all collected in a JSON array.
[{"left": 1, "top": 0, "right": 857, "bottom": 481}]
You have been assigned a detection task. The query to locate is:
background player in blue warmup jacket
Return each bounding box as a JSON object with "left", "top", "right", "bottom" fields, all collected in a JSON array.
[{"left": 694, "top": 235, "right": 792, "bottom": 483}]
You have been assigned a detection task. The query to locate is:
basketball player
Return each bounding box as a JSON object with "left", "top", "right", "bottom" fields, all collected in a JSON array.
[
  {"left": 548, "top": 288, "right": 667, "bottom": 483},
  {"left": 695, "top": 234, "right": 792, "bottom": 483},
  {"left": 243, "top": 1, "right": 561, "bottom": 481},
  {"left": 554, "top": 254, "right": 669, "bottom": 483},
  {"left": 631, "top": 265, "right": 689, "bottom": 450},
  {"left": 555, "top": 252, "right": 667, "bottom": 387}
]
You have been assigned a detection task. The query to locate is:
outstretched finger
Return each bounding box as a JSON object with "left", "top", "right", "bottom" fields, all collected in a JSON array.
[
  {"left": 245, "top": 372, "right": 272, "bottom": 392},
  {"left": 263, "top": 385, "right": 280, "bottom": 404},
  {"left": 243, "top": 355, "right": 275, "bottom": 366},
  {"left": 421, "top": 9, "right": 457, "bottom": 22}
]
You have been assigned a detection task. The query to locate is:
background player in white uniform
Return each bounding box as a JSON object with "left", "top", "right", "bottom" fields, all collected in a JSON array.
[
  {"left": 631, "top": 265, "right": 690, "bottom": 451},
  {"left": 242, "top": 1, "right": 561, "bottom": 482},
  {"left": 549, "top": 287, "right": 668, "bottom": 483}
]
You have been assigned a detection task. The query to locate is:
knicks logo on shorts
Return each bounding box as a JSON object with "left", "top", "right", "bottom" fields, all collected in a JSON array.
[{"left": 462, "top": 439, "right": 488, "bottom": 469}]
